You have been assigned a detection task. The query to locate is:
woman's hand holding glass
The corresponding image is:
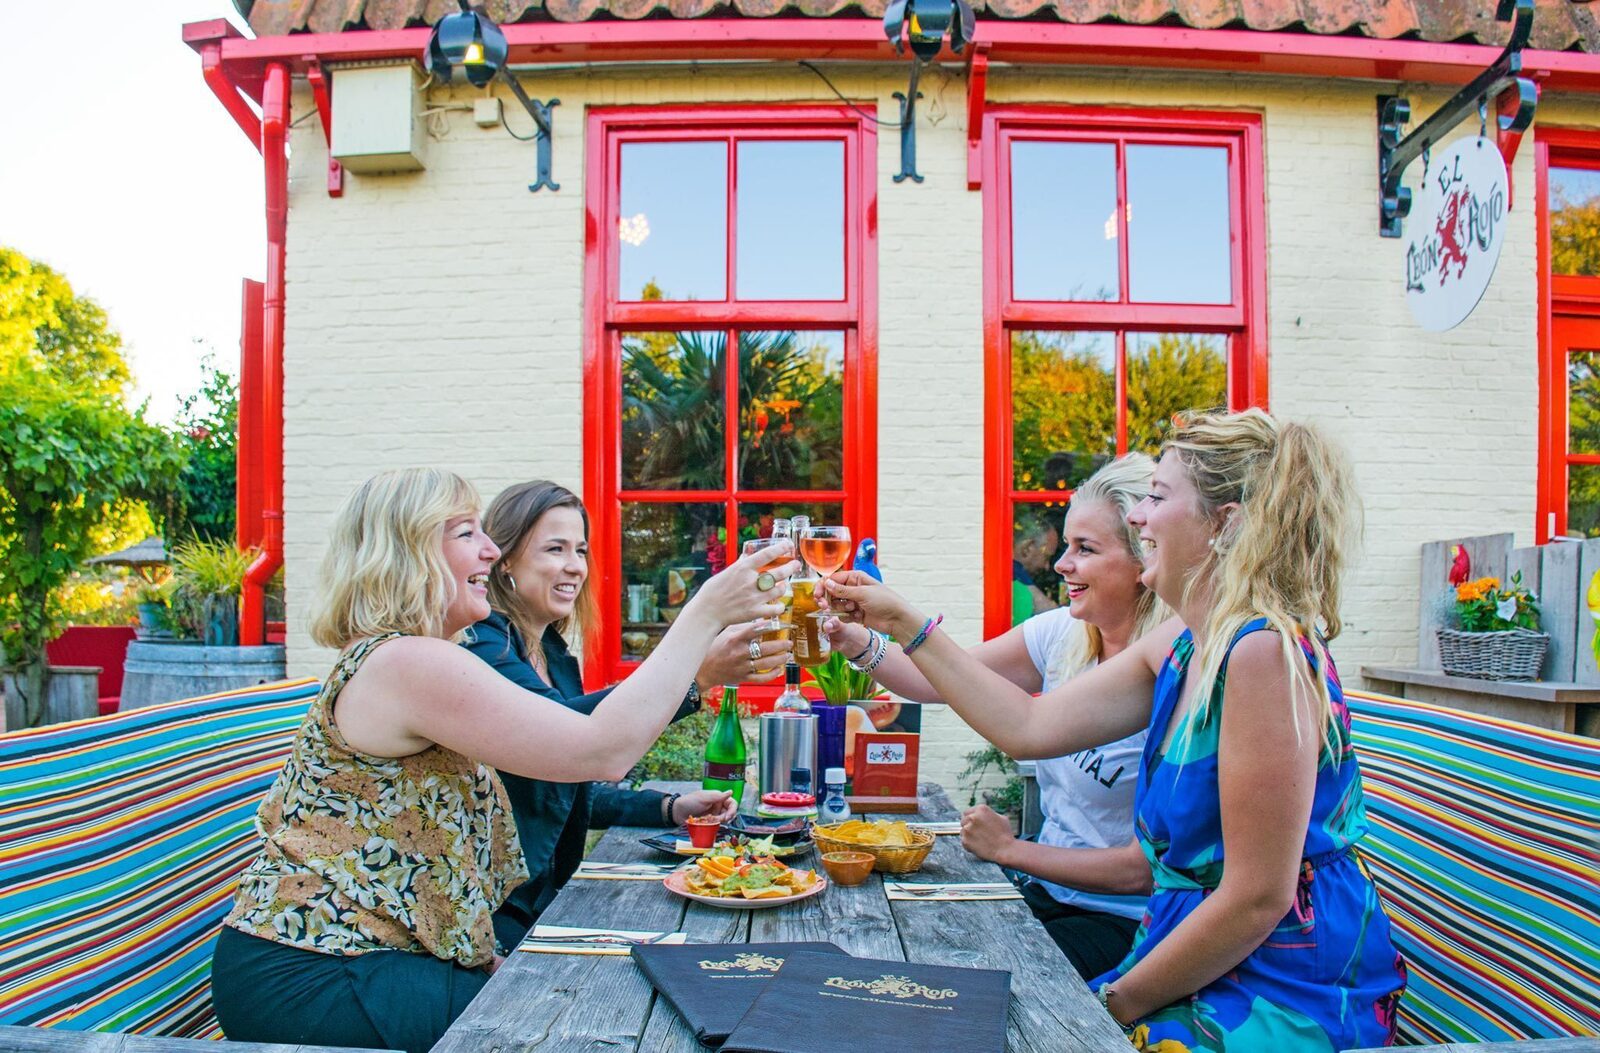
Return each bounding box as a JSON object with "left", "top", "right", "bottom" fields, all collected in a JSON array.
[
  {"left": 817, "top": 570, "right": 927, "bottom": 641},
  {"left": 685, "top": 541, "right": 798, "bottom": 630},
  {"left": 700, "top": 620, "right": 793, "bottom": 686}
]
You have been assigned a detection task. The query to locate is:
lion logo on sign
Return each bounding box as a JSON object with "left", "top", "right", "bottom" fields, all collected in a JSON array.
[{"left": 1436, "top": 186, "right": 1472, "bottom": 286}]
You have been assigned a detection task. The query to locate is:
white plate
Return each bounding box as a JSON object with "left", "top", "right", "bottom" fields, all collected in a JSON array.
[{"left": 662, "top": 868, "right": 827, "bottom": 910}]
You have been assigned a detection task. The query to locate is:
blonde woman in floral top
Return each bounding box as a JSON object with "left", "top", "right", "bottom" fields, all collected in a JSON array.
[{"left": 212, "top": 468, "right": 795, "bottom": 1053}]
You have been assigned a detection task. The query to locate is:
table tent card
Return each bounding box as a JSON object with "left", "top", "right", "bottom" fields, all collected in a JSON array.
[
  {"left": 631, "top": 942, "right": 849, "bottom": 1047},
  {"left": 721, "top": 952, "right": 1010, "bottom": 1053}
]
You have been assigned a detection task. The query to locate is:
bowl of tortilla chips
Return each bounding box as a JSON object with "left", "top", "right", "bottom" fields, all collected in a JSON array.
[
  {"left": 664, "top": 853, "right": 826, "bottom": 910},
  {"left": 811, "top": 819, "right": 935, "bottom": 874}
]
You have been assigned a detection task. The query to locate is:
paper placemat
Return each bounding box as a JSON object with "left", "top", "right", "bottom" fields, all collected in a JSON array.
[
  {"left": 518, "top": 924, "right": 689, "bottom": 955},
  {"left": 884, "top": 881, "right": 1023, "bottom": 902},
  {"left": 907, "top": 821, "right": 962, "bottom": 836},
  {"left": 571, "top": 861, "right": 681, "bottom": 881}
]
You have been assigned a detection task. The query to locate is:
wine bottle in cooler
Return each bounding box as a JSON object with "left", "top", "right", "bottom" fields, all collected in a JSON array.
[{"left": 703, "top": 685, "right": 747, "bottom": 807}]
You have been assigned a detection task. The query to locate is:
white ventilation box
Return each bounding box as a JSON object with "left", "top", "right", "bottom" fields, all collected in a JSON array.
[{"left": 330, "top": 62, "right": 427, "bottom": 173}]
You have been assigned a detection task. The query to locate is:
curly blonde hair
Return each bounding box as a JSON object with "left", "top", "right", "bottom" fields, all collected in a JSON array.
[
  {"left": 1164, "top": 408, "right": 1360, "bottom": 750},
  {"left": 309, "top": 468, "right": 481, "bottom": 649},
  {"left": 1045, "top": 453, "right": 1172, "bottom": 687}
]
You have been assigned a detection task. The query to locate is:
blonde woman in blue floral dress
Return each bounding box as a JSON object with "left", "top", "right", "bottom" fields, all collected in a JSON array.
[
  {"left": 823, "top": 409, "right": 1406, "bottom": 1051},
  {"left": 211, "top": 468, "right": 794, "bottom": 1053}
]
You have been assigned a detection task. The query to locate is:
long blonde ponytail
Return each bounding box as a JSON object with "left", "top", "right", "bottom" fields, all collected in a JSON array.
[
  {"left": 1045, "top": 453, "right": 1172, "bottom": 686},
  {"left": 1165, "top": 408, "right": 1360, "bottom": 750}
]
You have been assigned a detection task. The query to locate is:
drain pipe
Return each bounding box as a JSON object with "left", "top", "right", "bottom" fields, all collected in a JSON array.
[{"left": 241, "top": 61, "right": 288, "bottom": 647}]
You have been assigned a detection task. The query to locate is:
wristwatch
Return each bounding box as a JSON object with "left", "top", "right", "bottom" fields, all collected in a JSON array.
[{"left": 685, "top": 681, "right": 702, "bottom": 711}]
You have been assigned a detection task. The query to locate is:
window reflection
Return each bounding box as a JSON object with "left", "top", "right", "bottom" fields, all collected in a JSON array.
[
  {"left": 739, "top": 502, "right": 842, "bottom": 547},
  {"left": 1126, "top": 332, "right": 1229, "bottom": 451},
  {"left": 1012, "top": 503, "right": 1067, "bottom": 624},
  {"left": 1126, "top": 145, "right": 1232, "bottom": 304},
  {"left": 739, "top": 330, "right": 844, "bottom": 490},
  {"left": 1010, "top": 330, "right": 1116, "bottom": 491},
  {"left": 620, "top": 502, "right": 725, "bottom": 660},
  {"left": 1570, "top": 351, "right": 1600, "bottom": 455},
  {"left": 736, "top": 141, "right": 845, "bottom": 300},
  {"left": 1010, "top": 141, "right": 1119, "bottom": 302},
  {"left": 1551, "top": 166, "right": 1600, "bottom": 278},
  {"left": 619, "top": 141, "right": 727, "bottom": 301},
  {"left": 621, "top": 331, "right": 726, "bottom": 490},
  {"left": 1569, "top": 465, "right": 1600, "bottom": 538}
]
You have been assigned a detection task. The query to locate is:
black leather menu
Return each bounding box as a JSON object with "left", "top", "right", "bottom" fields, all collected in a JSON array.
[
  {"left": 720, "top": 952, "right": 1011, "bottom": 1053},
  {"left": 630, "top": 942, "right": 848, "bottom": 1048}
]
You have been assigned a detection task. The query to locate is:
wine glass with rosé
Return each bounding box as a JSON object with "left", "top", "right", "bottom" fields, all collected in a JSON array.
[{"left": 799, "top": 525, "right": 851, "bottom": 635}]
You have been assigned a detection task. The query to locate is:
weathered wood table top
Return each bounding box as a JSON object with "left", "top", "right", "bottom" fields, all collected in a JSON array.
[{"left": 434, "top": 782, "right": 1130, "bottom": 1053}]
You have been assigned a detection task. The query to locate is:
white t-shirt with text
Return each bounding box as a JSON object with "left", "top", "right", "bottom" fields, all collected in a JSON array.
[{"left": 1020, "top": 607, "right": 1147, "bottom": 920}]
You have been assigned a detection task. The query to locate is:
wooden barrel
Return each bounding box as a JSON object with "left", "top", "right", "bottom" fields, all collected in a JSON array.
[{"left": 120, "top": 642, "right": 287, "bottom": 711}]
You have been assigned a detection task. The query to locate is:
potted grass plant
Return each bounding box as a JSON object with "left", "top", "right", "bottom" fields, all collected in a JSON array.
[{"left": 170, "top": 536, "right": 257, "bottom": 646}]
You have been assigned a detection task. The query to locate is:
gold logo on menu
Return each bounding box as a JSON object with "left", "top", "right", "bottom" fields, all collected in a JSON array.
[
  {"left": 823, "top": 975, "right": 959, "bottom": 1001},
  {"left": 698, "top": 953, "right": 786, "bottom": 973}
]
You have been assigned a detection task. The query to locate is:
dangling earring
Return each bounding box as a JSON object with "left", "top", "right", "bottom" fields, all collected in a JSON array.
[{"left": 504, "top": 571, "right": 518, "bottom": 591}]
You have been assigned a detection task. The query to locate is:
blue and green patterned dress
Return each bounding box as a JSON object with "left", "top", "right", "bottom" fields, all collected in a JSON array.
[{"left": 1093, "top": 619, "right": 1406, "bottom": 1052}]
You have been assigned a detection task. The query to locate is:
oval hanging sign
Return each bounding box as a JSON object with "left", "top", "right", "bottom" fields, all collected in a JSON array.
[{"left": 1403, "top": 135, "right": 1508, "bottom": 332}]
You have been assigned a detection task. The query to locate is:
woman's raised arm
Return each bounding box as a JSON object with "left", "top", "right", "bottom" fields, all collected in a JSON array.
[{"left": 821, "top": 570, "right": 1176, "bottom": 759}]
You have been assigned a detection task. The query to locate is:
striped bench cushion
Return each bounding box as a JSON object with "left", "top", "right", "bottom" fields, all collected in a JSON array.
[
  {"left": 1347, "top": 690, "right": 1600, "bottom": 1044},
  {"left": 0, "top": 679, "right": 319, "bottom": 1038}
]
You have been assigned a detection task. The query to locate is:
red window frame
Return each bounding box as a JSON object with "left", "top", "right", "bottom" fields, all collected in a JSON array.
[
  {"left": 979, "top": 106, "right": 1268, "bottom": 639},
  {"left": 1537, "top": 127, "right": 1600, "bottom": 542},
  {"left": 582, "top": 105, "right": 878, "bottom": 690}
]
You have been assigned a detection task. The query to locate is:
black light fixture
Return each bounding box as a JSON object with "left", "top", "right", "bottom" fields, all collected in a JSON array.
[
  {"left": 425, "top": 1, "right": 559, "bottom": 192},
  {"left": 883, "top": 0, "right": 976, "bottom": 183}
]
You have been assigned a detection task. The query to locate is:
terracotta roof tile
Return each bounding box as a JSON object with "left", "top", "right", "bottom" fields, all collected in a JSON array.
[{"left": 236, "top": 0, "right": 1599, "bottom": 51}]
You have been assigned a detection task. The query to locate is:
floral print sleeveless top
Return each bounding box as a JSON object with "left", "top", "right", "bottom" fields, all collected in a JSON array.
[{"left": 226, "top": 634, "right": 527, "bottom": 968}]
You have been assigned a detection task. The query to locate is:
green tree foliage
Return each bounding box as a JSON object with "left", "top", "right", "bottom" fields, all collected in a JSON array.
[
  {"left": 170, "top": 356, "right": 238, "bottom": 543},
  {"left": 0, "top": 248, "right": 184, "bottom": 727},
  {"left": 1551, "top": 192, "right": 1600, "bottom": 278},
  {"left": 1009, "top": 331, "right": 1228, "bottom": 493}
]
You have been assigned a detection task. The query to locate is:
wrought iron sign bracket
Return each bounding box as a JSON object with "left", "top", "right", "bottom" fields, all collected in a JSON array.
[
  {"left": 894, "top": 61, "right": 925, "bottom": 184},
  {"left": 965, "top": 42, "right": 991, "bottom": 191},
  {"left": 304, "top": 59, "right": 344, "bottom": 198},
  {"left": 499, "top": 69, "right": 560, "bottom": 193},
  {"left": 1376, "top": 0, "right": 1538, "bottom": 238}
]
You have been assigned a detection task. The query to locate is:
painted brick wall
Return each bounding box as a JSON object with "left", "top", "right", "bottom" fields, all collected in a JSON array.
[{"left": 279, "top": 65, "right": 1590, "bottom": 792}]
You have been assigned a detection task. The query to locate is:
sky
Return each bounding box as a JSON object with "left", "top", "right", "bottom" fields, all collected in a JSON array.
[{"left": 1, "top": 2, "right": 263, "bottom": 423}]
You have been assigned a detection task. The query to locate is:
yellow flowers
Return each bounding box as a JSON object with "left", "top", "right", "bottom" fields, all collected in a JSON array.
[{"left": 1455, "top": 577, "right": 1500, "bottom": 603}]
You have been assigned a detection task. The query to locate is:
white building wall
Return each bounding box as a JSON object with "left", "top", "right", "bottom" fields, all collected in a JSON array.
[{"left": 280, "top": 64, "right": 1587, "bottom": 791}]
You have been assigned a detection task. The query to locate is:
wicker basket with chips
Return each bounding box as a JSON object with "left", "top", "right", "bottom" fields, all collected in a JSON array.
[{"left": 811, "top": 820, "right": 935, "bottom": 874}]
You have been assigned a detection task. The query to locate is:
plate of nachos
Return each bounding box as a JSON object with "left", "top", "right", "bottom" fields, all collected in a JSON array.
[{"left": 664, "top": 854, "right": 826, "bottom": 910}]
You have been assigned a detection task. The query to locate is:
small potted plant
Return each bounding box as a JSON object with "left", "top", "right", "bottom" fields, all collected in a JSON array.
[
  {"left": 133, "top": 578, "right": 179, "bottom": 640},
  {"left": 169, "top": 537, "right": 258, "bottom": 646},
  {"left": 1438, "top": 573, "right": 1547, "bottom": 681}
]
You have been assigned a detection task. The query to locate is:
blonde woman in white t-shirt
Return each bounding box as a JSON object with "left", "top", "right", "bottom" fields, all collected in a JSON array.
[{"left": 823, "top": 454, "right": 1171, "bottom": 979}]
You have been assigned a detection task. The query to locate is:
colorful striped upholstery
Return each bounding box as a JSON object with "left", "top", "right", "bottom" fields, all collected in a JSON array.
[
  {"left": 0, "top": 679, "right": 319, "bottom": 1038},
  {"left": 1346, "top": 690, "right": 1600, "bottom": 1045}
]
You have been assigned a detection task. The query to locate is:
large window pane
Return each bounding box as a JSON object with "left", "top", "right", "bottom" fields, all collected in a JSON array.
[
  {"left": 1012, "top": 502, "right": 1067, "bottom": 624},
  {"left": 1551, "top": 166, "right": 1600, "bottom": 277},
  {"left": 1010, "top": 141, "right": 1119, "bottom": 302},
  {"left": 1569, "top": 465, "right": 1600, "bottom": 538},
  {"left": 621, "top": 502, "right": 725, "bottom": 660},
  {"left": 738, "top": 501, "right": 843, "bottom": 548},
  {"left": 1571, "top": 351, "right": 1600, "bottom": 455},
  {"left": 1127, "top": 145, "right": 1232, "bottom": 304},
  {"left": 1126, "top": 332, "right": 1229, "bottom": 452},
  {"left": 1011, "top": 330, "right": 1116, "bottom": 491},
  {"left": 736, "top": 141, "right": 845, "bottom": 300},
  {"left": 621, "top": 331, "right": 726, "bottom": 490},
  {"left": 739, "top": 330, "right": 844, "bottom": 490},
  {"left": 618, "top": 141, "right": 727, "bottom": 301}
]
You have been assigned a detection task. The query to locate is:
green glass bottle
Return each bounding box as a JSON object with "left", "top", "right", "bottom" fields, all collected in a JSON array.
[{"left": 702, "top": 685, "right": 747, "bottom": 808}]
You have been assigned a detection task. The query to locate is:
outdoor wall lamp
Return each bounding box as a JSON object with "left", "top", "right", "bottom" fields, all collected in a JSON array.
[
  {"left": 425, "top": 1, "right": 559, "bottom": 192},
  {"left": 883, "top": 0, "right": 976, "bottom": 183}
]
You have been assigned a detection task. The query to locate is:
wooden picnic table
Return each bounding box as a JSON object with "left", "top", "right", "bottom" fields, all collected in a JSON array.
[{"left": 433, "top": 781, "right": 1131, "bottom": 1053}]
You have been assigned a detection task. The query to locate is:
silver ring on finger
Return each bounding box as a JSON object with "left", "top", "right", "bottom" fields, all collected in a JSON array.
[
  {"left": 755, "top": 571, "right": 777, "bottom": 592},
  {"left": 747, "top": 638, "right": 763, "bottom": 662}
]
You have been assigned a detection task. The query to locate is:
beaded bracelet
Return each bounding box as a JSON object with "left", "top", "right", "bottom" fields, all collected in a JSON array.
[
  {"left": 847, "top": 629, "right": 887, "bottom": 674},
  {"left": 900, "top": 614, "right": 943, "bottom": 657}
]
